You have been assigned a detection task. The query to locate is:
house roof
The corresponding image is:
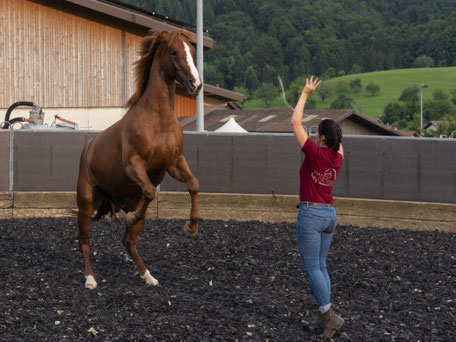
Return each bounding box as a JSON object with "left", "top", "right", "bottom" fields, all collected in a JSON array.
[
  {"left": 179, "top": 108, "right": 404, "bottom": 136},
  {"left": 424, "top": 120, "right": 450, "bottom": 129},
  {"left": 64, "top": 0, "right": 214, "bottom": 49},
  {"left": 398, "top": 130, "right": 421, "bottom": 137}
]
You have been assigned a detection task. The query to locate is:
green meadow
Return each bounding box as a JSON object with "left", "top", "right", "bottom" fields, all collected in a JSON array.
[{"left": 242, "top": 67, "right": 456, "bottom": 118}]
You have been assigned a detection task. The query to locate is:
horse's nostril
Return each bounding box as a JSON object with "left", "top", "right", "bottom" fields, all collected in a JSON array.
[{"left": 187, "top": 79, "right": 195, "bottom": 91}]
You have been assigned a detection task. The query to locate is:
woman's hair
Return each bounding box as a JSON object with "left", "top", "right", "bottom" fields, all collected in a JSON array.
[{"left": 318, "top": 119, "right": 342, "bottom": 152}]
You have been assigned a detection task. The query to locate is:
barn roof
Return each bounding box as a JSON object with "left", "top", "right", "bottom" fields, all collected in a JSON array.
[
  {"left": 64, "top": 0, "right": 214, "bottom": 49},
  {"left": 179, "top": 108, "right": 404, "bottom": 136}
]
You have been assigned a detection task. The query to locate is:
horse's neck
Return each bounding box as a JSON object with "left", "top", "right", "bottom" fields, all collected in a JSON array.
[{"left": 140, "top": 58, "right": 175, "bottom": 120}]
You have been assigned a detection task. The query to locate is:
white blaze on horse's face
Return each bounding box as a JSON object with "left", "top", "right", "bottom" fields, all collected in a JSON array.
[{"left": 183, "top": 42, "right": 201, "bottom": 90}]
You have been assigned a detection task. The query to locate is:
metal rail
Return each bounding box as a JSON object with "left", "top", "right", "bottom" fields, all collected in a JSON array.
[{"left": 0, "top": 121, "right": 24, "bottom": 192}]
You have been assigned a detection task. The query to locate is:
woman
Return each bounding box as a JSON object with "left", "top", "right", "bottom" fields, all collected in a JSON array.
[{"left": 291, "top": 76, "right": 345, "bottom": 339}]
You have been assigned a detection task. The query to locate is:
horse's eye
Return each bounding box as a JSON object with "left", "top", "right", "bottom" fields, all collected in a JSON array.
[{"left": 171, "top": 50, "right": 178, "bottom": 57}]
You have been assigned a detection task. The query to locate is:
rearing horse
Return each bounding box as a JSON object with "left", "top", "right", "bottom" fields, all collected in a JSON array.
[{"left": 76, "top": 30, "right": 202, "bottom": 289}]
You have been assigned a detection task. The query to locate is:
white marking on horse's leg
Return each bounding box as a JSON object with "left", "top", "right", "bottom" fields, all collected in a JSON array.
[
  {"left": 183, "top": 42, "right": 201, "bottom": 89},
  {"left": 85, "top": 275, "right": 97, "bottom": 289},
  {"left": 141, "top": 269, "right": 159, "bottom": 286}
]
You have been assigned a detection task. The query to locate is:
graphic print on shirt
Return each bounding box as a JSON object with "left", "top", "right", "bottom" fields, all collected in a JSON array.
[{"left": 311, "top": 168, "right": 337, "bottom": 186}]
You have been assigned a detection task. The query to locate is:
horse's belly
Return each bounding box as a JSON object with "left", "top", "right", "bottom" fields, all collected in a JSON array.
[{"left": 95, "top": 169, "right": 165, "bottom": 199}]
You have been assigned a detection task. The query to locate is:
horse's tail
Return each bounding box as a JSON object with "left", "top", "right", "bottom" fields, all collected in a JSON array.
[{"left": 93, "top": 195, "right": 120, "bottom": 221}]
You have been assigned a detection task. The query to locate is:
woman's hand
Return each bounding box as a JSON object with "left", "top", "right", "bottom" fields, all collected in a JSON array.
[{"left": 302, "top": 76, "right": 322, "bottom": 96}]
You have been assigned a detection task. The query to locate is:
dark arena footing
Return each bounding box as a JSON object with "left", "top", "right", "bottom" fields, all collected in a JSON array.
[{"left": 0, "top": 218, "right": 454, "bottom": 341}]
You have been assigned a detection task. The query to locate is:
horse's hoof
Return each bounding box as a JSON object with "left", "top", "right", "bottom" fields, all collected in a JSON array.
[
  {"left": 141, "top": 269, "right": 159, "bottom": 286},
  {"left": 85, "top": 275, "right": 98, "bottom": 289},
  {"left": 125, "top": 212, "right": 135, "bottom": 227},
  {"left": 183, "top": 221, "right": 198, "bottom": 238}
]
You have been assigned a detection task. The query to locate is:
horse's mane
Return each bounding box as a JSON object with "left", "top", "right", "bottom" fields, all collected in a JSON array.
[{"left": 126, "top": 30, "right": 195, "bottom": 108}]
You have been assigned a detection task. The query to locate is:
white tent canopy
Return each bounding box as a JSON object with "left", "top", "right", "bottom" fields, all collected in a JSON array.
[{"left": 214, "top": 118, "right": 248, "bottom": 133}]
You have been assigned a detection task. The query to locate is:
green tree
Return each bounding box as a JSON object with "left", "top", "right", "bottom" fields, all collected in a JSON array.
[
  {"left": 306, "top": 98, "right": 317, "bottom": 109},
  {"left": 349, "top": 78, "right": 362, "bottom": 93},
  {"left": 366, "top": 82, "right": 381, "bottom": 97},
  {"left": 414, "top": 55, "right": 435, "bottom": 68},
  {"left": 433, "top": 89, "right": 449, "bottom": 101},
  {"left": 451, "top": 88, "right": 456, "bottom": 107},
  {"left": 423, "top": 98, "right": 454, "bottom": 121},
  {"left": 323, "top": 67, "right": 336, "bottom": 80},
  {"left": 233, "top": 86, "right": 250, "bottom": 102},
  {"left": 349, "top": 64, "right": 362, "bottom": 74},
  {"left": 316, "top": 82, "right": 333, "bottom": 103},
  {"left": 399, "top": 86, "right": 420, "bottom": 103},
  {"left": 255, "top": 83, "right": 277, "bottom": 108},
  {"left": 285, "top": 76, "right": 307, "bottom": 106},
  {"left": 244, "top": 66, "right": 259, "bottom": 92},
  {"left": 335, "top": 80, "right": 349, "bottom": 94},
  {"left": 330, "top": 94, "right": 355, "bottom": 109},
  {"left": 204, "top": 63, "right": 225, "bottom": 88},
  {"left": 382, "top": 101, "right": 408, "bottom": 126}
]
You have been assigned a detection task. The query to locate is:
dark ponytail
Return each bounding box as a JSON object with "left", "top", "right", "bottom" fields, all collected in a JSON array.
[{"left": 318, "top": 119, "right": 342, "bottom": 152}]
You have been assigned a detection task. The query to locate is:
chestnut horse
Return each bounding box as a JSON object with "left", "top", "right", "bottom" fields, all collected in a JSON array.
[{"left": 76, "top": 30, "right": 202, "bottom": 289}]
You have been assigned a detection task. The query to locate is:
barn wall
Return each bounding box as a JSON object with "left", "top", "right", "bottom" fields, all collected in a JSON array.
[
  {"left": 340, "top": 118, "right": 379, "bottom": 136},
  {"left": 0, "top": 0, "right": 143, "bottom": 108},
  {"left": 175, "top": 87, "right": 196, "bottom": 117}
]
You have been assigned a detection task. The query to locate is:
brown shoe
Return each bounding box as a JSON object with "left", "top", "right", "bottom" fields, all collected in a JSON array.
[{"left": 321, "top": 308, "right": 344, "bottom": 339}]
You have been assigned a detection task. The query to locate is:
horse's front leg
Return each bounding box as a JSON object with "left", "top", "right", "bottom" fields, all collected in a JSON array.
[
  {"left": 123, "top": 156, "right": 158, "bottom": 286},
  {"left": 167, "top": 155, "right": 200, "bottom": 237},
  {"left": 124, "top": 156, "right": 156, "bottom": 226}
]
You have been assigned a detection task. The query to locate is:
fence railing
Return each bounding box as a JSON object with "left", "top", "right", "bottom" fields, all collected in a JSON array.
[{"left": 0, "top": 130, "right": 455, "bottom": 204}]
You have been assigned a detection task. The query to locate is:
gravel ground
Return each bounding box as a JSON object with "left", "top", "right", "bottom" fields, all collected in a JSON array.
[{"left": 0, "top": 217, "right": 455, "bottom": 341}]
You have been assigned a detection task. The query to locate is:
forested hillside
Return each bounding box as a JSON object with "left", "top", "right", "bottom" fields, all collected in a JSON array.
[
  {"left": 119, "top": 0, "right": 456, "bottom": 132},
  {"left": 123, "top": 0, "right": 456, "bottom": 92}
]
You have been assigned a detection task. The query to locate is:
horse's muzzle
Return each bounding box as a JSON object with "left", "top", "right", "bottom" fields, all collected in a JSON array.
[{"left": 184, "top": 77, "right": 202, "bottom": 97}]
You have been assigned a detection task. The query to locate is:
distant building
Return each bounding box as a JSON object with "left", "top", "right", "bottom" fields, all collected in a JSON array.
[
  {"left": 179, "top": 108, "right": 405, "bottom": 136},
  {"left": 424, "top": 121, "right": 450, "bottom": 131},
  {"left": 0, "top": 0, "right": 244, "bottom": 130}
]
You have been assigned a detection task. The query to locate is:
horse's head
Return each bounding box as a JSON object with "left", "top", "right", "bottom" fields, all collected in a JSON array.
[{"left": 161, "top": 30, "right": 202, "bottom": 97}]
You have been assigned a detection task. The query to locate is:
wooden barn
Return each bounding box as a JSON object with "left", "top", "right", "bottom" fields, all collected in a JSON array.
[{"left": 0, "top": 0, "right": 244, "bottom": 130}]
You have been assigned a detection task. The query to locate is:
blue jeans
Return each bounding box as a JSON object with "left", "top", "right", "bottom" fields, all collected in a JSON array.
[{"left": 296, "top": 205, "right": 337, "bottom": 309}]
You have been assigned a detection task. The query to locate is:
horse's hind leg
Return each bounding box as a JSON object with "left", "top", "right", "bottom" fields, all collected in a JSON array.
[
  {"left": 122, "top": 209, "right": 158, "bottom": 286},
  {"left": 167, "top": 155, "right": 200, "bottom": 237},
  {"left": 76, "top": 173, "right": 97, "bottom": 289}
]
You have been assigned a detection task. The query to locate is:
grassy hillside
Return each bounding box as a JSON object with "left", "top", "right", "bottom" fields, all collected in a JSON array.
[{"left": 242, "top": 67, "right": 456, "bottom": 118}]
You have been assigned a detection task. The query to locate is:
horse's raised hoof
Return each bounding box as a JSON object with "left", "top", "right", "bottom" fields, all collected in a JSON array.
[
  {"left": 141, "top": 269, "right": 159, "bottom": 286},
  {"left": 125, "top": 212, "right": 136, "bottom": 227},
  {"left": 183, "top": 221, "right": 198, "bottom": 238},
  {"left": 85, "top": 275, "right": 98, "bottom": 289}
]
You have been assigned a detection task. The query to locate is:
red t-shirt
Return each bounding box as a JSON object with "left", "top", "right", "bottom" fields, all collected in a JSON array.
[{"left": 299, "top": 138, "right": 343, "bottom": 203}]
